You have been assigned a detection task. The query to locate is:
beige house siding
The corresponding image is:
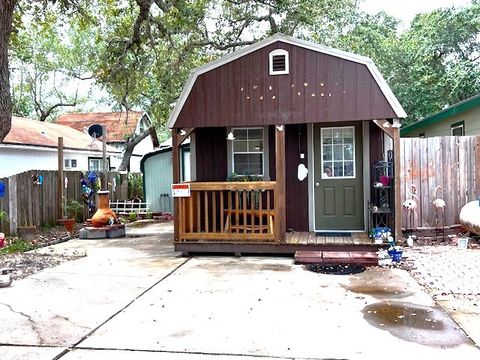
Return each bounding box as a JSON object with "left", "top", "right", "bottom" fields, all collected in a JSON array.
[{"left": 403, "top": 106, "right": 480, "bottom": 137}]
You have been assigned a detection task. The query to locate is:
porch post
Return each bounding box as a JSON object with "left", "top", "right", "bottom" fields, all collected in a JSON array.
[
  {"left": 393, "top": 127, "right": 402, "bottom": 241},
  {"left": 172, "top": 130, "right": 180, "bottom": 243},
  {"left": 275, "top": 125, "right": 286, "bottom": 243}
]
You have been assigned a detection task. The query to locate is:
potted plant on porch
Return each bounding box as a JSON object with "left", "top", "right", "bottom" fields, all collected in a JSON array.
[{"left": 58, "top": 199, "right": 83, "bottom": 233}]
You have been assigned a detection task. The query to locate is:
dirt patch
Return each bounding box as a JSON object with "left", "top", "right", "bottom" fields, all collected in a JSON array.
[
  {"left": 192, "top": 261, "right": 291, "bottom": 273},
  {"left": 363, "top": 301, "right": 471, "bottom": 347},
  {"left": 0, "top": 252, "right": 85, "bottom": 281}
]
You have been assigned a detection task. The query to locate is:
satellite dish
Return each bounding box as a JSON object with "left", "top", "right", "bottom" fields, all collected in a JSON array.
[{"left": 88, "top": 124, "right": 103, "bottom": 138}]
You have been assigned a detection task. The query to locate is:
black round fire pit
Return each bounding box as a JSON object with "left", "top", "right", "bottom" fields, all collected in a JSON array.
[{"left": 306, "top": 263, "right": 366, "bottom": 275}]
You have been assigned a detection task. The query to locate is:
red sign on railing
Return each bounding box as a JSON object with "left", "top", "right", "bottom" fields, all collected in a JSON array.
[{"left": 171, "top": 183, "right": 191, "bottom": 197}]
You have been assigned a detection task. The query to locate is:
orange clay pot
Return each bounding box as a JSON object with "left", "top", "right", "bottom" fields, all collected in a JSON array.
[{"left": 91, "top": 190, "right": 117, "bottom": 227}]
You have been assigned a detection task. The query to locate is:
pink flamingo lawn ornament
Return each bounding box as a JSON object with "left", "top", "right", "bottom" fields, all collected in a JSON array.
[
  {"left": 433, "top": 185, "right": 446, "bottom": 241},
  {"left": 403, "top": 184, "right": 418, "bottom": 243}
]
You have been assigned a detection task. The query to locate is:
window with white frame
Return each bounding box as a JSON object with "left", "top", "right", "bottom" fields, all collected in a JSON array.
[
  {"left": 321, "top": 127, "right": 355, "bottom": 179},
  {"left": 231, "top": 128, "right": 264, "bottom": 176},
  {"left": 64, "top": 159, "right": 77, "bottom": 169},
  {"left": 451, "top": 121, "right": 464, "bottom": 136},
  {"left": 88, "top": 158, "right": 110, "bottom": 171},
  {"left": 269, "top": 49, "right": 289, "bottom": 75}
]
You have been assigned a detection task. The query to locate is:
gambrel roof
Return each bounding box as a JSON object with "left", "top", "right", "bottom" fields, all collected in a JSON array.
[{"left": 168, "top": 33, "right": 406, "bottom": 128}]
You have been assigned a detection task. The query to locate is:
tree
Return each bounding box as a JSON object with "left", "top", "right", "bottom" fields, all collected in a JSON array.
[
  {"left": 91, "top": 0, "right": 359, "bottom": 127},
  {"left": 335, "top": 2, "right": 480, "bottom": 125},
  {"left": 118, "top": 126, "right": 156, "bottom": 171},
  {"left": 1, "top": 0, "right": 89, "bottom": 141},
  {"left": 394, "top": 2, "right": 480, "bottom": 124},
  {"left": 0, "top": 1, "right": 15, "bottom": 142},
  {"left": 10, "top": 9, "right": 99, "bottom": 121}
]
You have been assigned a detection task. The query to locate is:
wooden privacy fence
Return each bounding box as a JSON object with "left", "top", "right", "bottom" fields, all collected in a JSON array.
[
  {"left": 0, "top": 170, "right": 142, "bottom": 235},
  {"left": 400, "top": 136, "right": 480, "bottom": 229}
]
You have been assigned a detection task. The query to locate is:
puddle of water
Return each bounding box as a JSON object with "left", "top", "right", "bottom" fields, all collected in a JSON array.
[{"left": 363, "top": 301, "right": 470, "bottom": 347}]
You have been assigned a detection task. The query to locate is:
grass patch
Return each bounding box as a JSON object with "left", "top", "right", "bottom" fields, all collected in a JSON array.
[{"left": 0, "top": 239, "right": 37, "bottom": 255}]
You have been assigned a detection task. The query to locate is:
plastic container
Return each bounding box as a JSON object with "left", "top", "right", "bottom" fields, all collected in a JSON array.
[
  {"left": 457, "top": 238, "right": 469, "bottom": 250},
  {"left": 388, "top": 249, "right": 403, "bottom": 262}
]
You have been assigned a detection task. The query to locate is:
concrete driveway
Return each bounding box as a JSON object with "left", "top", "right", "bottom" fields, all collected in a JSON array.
[{"left": 1, "top": 223, "right": 479, "bottom": 360}]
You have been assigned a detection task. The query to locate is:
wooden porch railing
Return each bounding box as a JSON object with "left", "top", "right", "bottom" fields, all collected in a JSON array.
[{"left": 177, "top": 181, "right": 277, "bottom": 242}]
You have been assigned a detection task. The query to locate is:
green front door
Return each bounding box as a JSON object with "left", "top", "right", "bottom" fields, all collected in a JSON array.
[{"left": 314, "top": 123, "right": 364, "bottom": 230}]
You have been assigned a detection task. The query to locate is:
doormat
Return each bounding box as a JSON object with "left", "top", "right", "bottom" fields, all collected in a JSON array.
[
  {"left": 306, "top": 264, "right": 365, "bottom": 275},
  {"left": 315, "top": 232, "right": 351, "bottom": 237}
]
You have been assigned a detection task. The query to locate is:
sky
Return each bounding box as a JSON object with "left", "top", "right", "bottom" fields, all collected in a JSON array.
[{"left": 360, "top": 0, "right": 472, "bottom": 25}]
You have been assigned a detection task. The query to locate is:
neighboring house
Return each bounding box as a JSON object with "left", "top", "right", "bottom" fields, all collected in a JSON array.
[
  {"left": 141, "top": 139, "right": 190, "bottom": 213},
  {"left": 0, "top": 116, "right": 120, "bottom": 178},
  {"left": 56, "top": 111, "right": 159, "bottom": 172},
  {"left": 168, "top": 34, "right": 406, "bottom": 254},
  {"left": 401, "top": 94, "right": 480, "bottom": 137}
]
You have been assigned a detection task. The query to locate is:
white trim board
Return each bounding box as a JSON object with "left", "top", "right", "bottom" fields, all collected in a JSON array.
[{"left": 168, "top": 33, "right": 407, "bottom": 128}]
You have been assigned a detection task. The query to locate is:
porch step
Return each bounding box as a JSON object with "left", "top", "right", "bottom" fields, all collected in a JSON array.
[{"left": 294, "top": 250, "right": 378, "bottom": 266}]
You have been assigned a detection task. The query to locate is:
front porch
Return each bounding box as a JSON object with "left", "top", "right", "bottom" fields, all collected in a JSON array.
[{"left": 173, "top": 180, "right": 381, "bottom": 255}]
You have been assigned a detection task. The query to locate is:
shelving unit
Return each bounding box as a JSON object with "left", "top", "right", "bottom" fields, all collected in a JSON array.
[{"left": 369, "top": 161, "right": 393, "bottom": 231}]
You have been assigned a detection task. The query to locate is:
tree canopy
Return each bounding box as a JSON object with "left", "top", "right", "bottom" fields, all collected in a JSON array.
[{"left": 1, "top": 0, "right": 479, "bottom": 143}]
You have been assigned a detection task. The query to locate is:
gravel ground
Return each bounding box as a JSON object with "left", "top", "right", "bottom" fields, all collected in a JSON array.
[
  {"left": 0, "top": 251, "right": 85, "bottom": 280},
  {"left": 0, "top": 224, "right": 85, "bottom": 282}
]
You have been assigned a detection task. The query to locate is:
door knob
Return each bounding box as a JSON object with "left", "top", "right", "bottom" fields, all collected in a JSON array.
[{"left": 315, "top": 182, "right": 320, "bottom": 187}]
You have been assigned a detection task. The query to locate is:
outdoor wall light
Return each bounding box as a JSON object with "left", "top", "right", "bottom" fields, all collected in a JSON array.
[{"left": 392, "top": 119, "right": 401, "bottom": 128}]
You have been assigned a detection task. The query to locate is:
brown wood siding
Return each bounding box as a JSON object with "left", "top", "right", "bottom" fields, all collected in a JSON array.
[
  {"left": 285, "top": 124, "right": 309, "bottom": 231},
  {"left": 175, "top": 41, "right": 397, "bottom": 128},
  {"left": 195, "top": 127, "right": 228, "bottom": 181},
  {"left": 269, "top": 125, "right": 309, "bottom": 231}
]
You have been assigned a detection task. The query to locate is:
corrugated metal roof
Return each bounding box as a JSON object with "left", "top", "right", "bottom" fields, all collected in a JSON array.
[
  {"left": 56, "top": 111, "right": 145, "bottom": 142},
  {"left": 4, "top": 116, "right": 119, "bottom": 153}
]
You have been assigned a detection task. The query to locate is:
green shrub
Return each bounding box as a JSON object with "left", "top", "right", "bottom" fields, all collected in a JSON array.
[
  {"left": 145, "top": 211, "right": 153, "bottom": 219},
  {"left": 0, "top": 239, "right": 35, "bottom": 254},
  {"left": 128, "top": 174, "right": 143, "bottom": 199},
  {"left": 65, "top": 200, "right": 84, "bottom": 222},
  {"left": 128, "top": 212, "right": 138, "bottom": 222}
]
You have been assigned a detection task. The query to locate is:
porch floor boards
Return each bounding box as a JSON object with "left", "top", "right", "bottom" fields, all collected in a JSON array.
[
  {"left": 286, "top": 232, "right": 372, "bottom": 246},
  {"left": 175, "top": 231, "right": 379, "bottom": 256}
]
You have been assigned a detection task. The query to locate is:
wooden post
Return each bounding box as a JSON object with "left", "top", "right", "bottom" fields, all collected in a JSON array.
[
  {"left": 57, "top": 137, "right": 64, "bottom": 219},
  {"left": 275, "top": 125, "right": 286, "bottom": 243},
  {"left": 172, "top": 130, "right": 180, "bottom": 242},
  {"left": 102, "top": 125, "right": 107, "bottom": 189},
  {"left": 393, "top": 127, "right": 402, "bottom": 241},
  {"left": 475, "top": 136, "right": 480, "bottom": 198}
]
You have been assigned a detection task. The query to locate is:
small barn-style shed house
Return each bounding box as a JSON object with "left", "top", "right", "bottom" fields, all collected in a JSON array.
[{"left": 169, "top": 34, "right": 406, "bottom": 254}]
